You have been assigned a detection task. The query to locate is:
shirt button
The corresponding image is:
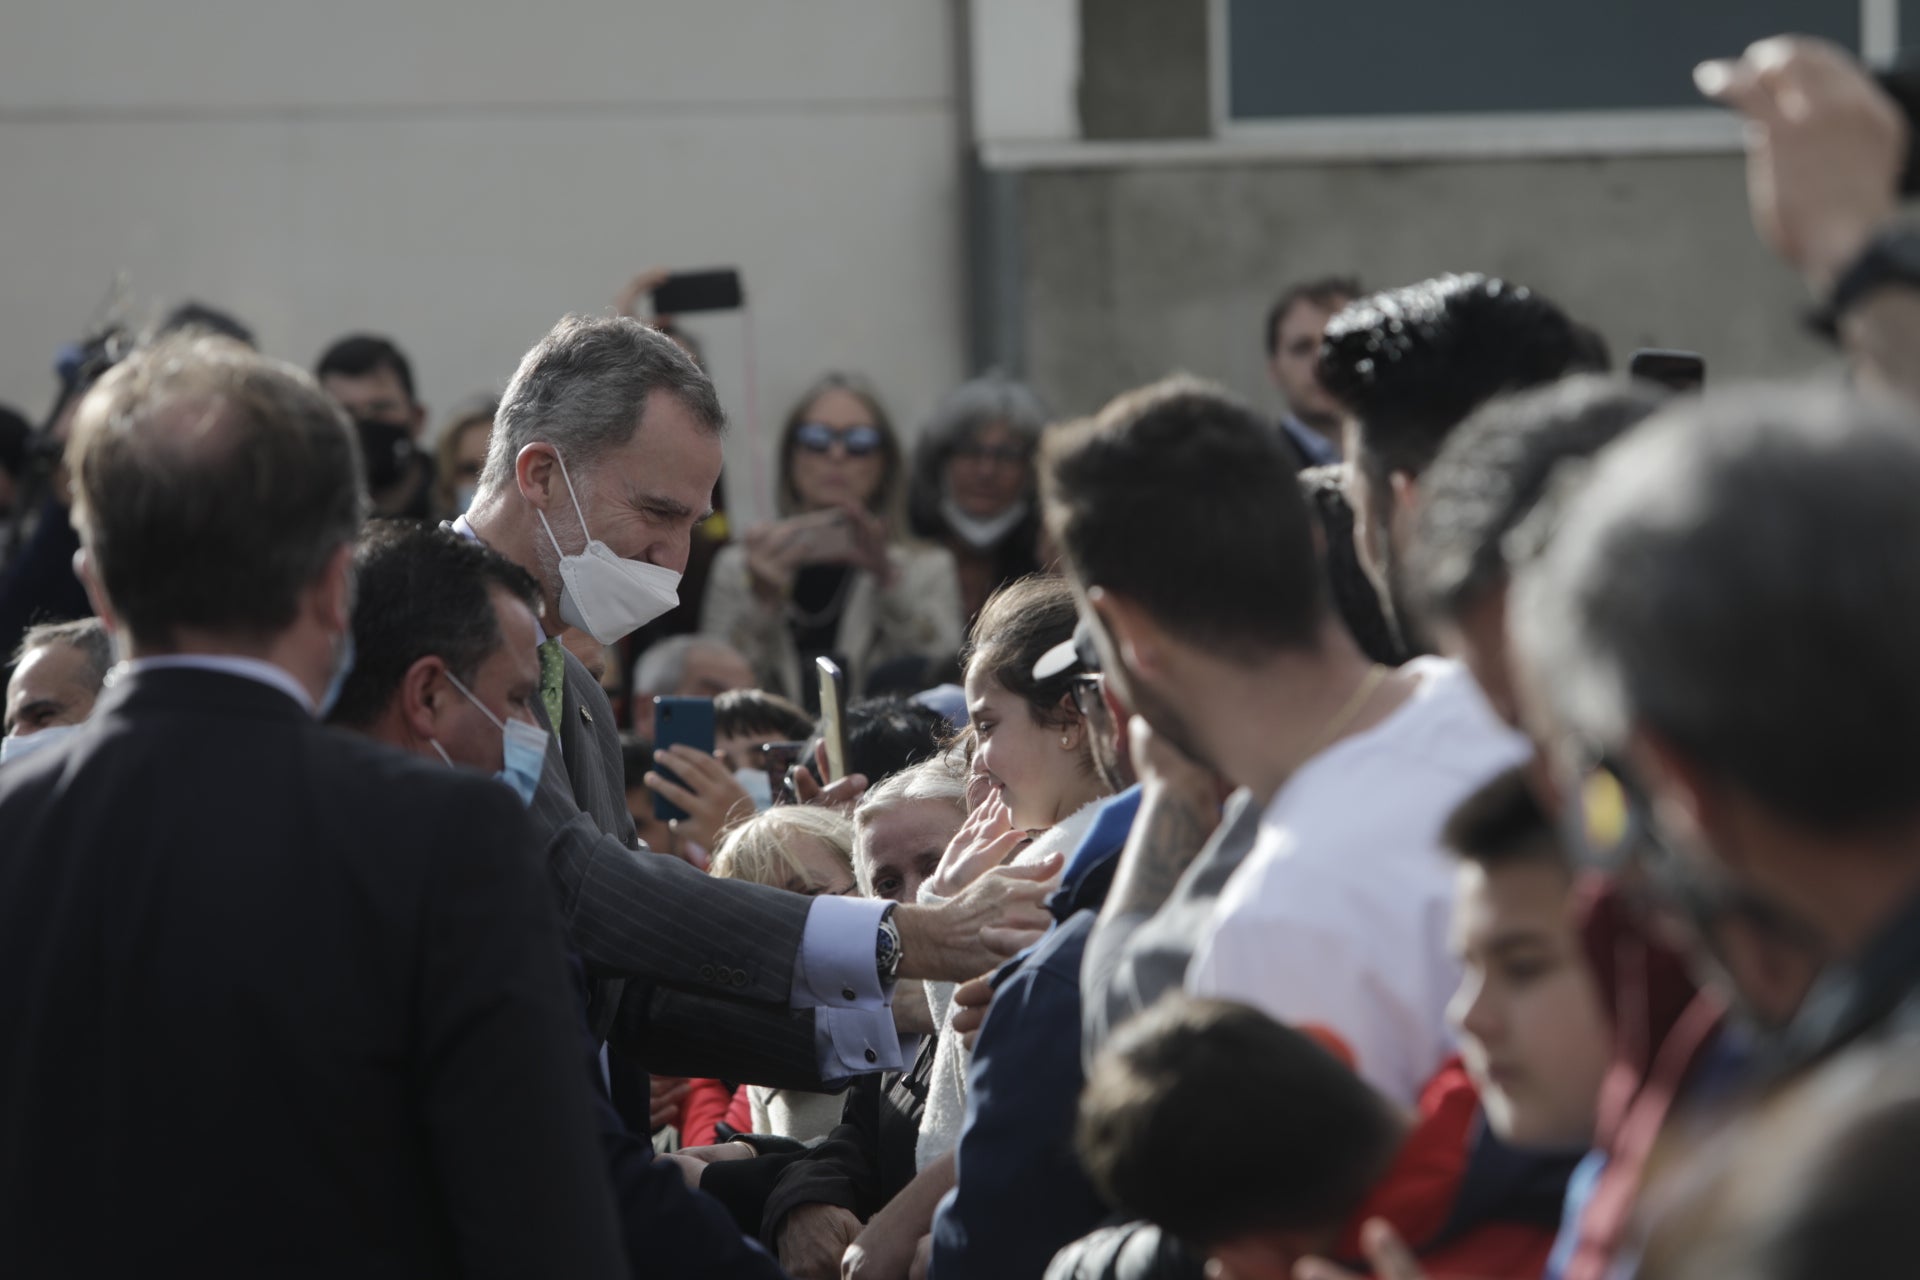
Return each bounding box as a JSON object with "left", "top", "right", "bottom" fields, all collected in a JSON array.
[
  {"left": 864, "top": 1047, "right": 878, "bottom": 1064},
  {"left": 842, "top": 986, "right": 857, "bottom": 1001}
]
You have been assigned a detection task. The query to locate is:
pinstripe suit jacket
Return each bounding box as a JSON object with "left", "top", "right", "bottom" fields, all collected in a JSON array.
[{"left": 533, "top": 643, "right": 832, "bottom": 1088}]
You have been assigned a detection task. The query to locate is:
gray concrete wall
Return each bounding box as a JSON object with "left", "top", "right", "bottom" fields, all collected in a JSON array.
[
  {"left": 0, "top": 0, "right": 965, "bottom": 525},
  {"left": 1013, "top": 151, "right": 1833, "bottom": 419},
  {"left": 1077, "top": 0, "right": 1209, "bottom": 140}
]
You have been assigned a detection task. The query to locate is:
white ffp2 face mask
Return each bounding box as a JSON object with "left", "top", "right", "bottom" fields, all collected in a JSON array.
[
  {"left": 1, "top": 723, "right": 80, "bottom": 765},
  {"left": 535, "top": 450, "right": 682, "bottom": 645}
]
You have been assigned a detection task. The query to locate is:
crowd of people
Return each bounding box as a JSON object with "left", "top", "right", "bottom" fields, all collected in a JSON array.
[{"left": 4, "top": 31, "right": 1920, "bottom": 1280}]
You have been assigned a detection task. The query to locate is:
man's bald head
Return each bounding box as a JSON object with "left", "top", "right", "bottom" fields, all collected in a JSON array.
[{"left": 67, "top": 334, "right": 369, "bottom": 650}]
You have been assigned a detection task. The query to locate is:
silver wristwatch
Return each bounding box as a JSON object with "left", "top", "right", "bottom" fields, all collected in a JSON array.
[{"left": 875, "top": 904, "right": 903, "bottom": 985}]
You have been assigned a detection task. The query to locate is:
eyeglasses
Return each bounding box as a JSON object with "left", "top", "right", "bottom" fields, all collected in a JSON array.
[
  {"left": 1563, "top": 750, "right": 1645, "bottom": 872},
  {"left": 951, "top": 441, "right": 1031, "bottom": 467},
  {"left": 1069, "top": 673, "right": 1103, "bottom": 720},
  {"left": 1565, "top": 749, "right": 1827, "bottom": 950},
  {"left": 795, "top": 421, "right": 885, "bottom": 457}
]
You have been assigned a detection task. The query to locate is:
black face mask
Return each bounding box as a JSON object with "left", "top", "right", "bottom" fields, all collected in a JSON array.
[{"left": 354, "top": 419, "right": 416, "bottom": 490}]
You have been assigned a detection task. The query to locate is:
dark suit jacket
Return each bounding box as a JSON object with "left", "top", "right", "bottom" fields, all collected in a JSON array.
[
  {"left": 534, "top": 643, "right": 831, "bottom": 1088},
  {"left": 0, "top": 667, "right": 624, "bottom": 1279},
  {"left": 567, "top": 956, "right": 787, "bottom": 1280}
]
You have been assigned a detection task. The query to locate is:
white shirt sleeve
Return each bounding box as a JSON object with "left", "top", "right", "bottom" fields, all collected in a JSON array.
[{"left": 790, "top": 892, "right": 903, "bottom": 1079}]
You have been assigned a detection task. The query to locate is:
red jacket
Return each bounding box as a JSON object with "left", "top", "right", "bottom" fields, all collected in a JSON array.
[
  {"left": 1330, "top": 1060, "right": 1562, "bottom": 1280},
  {"left": 680, "top": 1079, "right": 753, "bottom": 1149}
]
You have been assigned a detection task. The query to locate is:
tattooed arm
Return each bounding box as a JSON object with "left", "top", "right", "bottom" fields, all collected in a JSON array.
[{"left": 1079, "top": 717, "right": 1231, "bottom": 1064}]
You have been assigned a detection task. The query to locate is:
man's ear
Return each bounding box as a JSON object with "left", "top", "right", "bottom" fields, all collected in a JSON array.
[
  {"left": 410, "top": 402, "right": 429, "bottom": 438},
  {"left": 72, "top": 549, "right": 120, "bottom": 644},
  {"left": 1387, "top": 468, "right": 1421, "bottom": 554},
  {"left": 315, "top": 544, "right": 355, "bottom": 637},
  {"left": 515, "top": 442, "right": 560, "bottom": 512},
  {"left": 399, "top": 654, "right": 448, "bottom": 743},
  {"left": 1057, "top": 695, "right": 1088, "bottom": 753},
  {"left": 1087, "top": 587, "right": 1166, "bottom": 683}
]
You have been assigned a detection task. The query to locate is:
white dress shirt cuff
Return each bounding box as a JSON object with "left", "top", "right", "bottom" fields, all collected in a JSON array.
[{"left": 791, "top": 893, "right": 903, "bottom": 1078}]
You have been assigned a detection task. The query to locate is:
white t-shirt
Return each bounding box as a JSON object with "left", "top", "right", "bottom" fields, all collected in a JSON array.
[{"left": 1187, "top": 657, "right": 1530, "bottom": 1106}]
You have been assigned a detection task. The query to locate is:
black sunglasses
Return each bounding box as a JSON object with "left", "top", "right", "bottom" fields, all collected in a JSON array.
[{"left": 795, "top": 421, "right": 885, "bottom": 457}]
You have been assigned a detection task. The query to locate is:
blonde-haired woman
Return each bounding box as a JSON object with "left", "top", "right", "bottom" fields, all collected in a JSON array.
[
  {"left": 710, "top": 807, "right": 858, "bottom": 1143},
  {"left": 702, "top": 373, "right": 963, "bottom": 702}
]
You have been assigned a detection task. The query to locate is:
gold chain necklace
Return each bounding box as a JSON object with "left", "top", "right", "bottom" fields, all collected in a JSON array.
[{"left": 1303, "top": 665, "right": 1390, "bottom": 759}]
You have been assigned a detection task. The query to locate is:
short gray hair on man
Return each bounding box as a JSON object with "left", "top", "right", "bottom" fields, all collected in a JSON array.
[
  {"left": 631, "top": 634, "right": 746, "bottom": 699},
  {"left": 1510, "top": 385, "right": 1920, "bottom": 830},
  {"left": 13, "top": 618, "right": 114, "bottom": 691},
  {"left": 477, "top": 314, "right": 725, "bottom": 497}
]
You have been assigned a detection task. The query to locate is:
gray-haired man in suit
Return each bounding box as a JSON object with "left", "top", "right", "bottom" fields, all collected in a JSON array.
[{"left": 457, "top": 314, "right": 1055, "bottom": 1089}]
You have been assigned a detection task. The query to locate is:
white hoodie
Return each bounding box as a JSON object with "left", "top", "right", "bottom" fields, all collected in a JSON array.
[{"left": 911, "top": 799, "right": 1105, "bottom": 1171}]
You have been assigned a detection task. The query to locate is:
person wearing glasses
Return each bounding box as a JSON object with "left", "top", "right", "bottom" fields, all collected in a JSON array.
[
  {"left": 701, "top": 373, "right": 963, "bottom": 704},
  {"left": 906, "top": 374, "right": 1052, "bottom": 623}
]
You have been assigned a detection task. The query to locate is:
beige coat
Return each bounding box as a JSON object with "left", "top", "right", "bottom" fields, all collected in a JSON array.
[{"left": 699, "top": 541, "right": 966, "bottom": 702}]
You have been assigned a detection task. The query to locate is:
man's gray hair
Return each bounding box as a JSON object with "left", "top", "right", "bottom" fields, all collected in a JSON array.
[
  {"left": 478, "top": 315, "right": 724, "bottom": 496},
  {"left": 1510, "top": 385, "right": 1920, "bottom": 830},
  {"left": 13, "top": 618, "right": 114, "bottom": 691},
  {"left": 631, "top": 634, "right": 747, "bottom": 700}
]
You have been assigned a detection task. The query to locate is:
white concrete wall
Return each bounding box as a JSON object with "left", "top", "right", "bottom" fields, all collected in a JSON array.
[
  {"left": 969, "top": 0, "right": 1078, "bottom": 144},
  {"left": 0, "top": 0, "right": 965, "bottom": 523}
]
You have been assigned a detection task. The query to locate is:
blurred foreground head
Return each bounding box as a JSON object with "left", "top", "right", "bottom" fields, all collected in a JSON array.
[{"left": 1512, "top": 386, "right": 1920, "bottom": 1029}]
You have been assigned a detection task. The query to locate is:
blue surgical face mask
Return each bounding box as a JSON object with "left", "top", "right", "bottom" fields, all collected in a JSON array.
[
  {"left": 0, "top": 723, "right": 80, "bottom": 765},
  {"left": 734, "top": 766, "right": 774, "bottom": 812},
  {"left": 454, "top": 483, "right": 478, "bottom": 515},
  {"left": 319, "top": 631, "right": 355, "bottom": 720},
  {"left": 432, "top": 670, "right": 550, "bottom": 807}
]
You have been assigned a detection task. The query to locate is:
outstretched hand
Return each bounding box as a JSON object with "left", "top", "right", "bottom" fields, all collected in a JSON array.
[
  {"left": 924, "top": 778, "right": 1029, "bottom": 900},
  {"left": 897, "top": 854, "right": 1061, "bottom": 982},
  {"left": 793, "top": 741, "right": 869, "bottom": 812},
  {"left": 1696, "top": 36, "right": 1905, "bottom": 291},
  {"left": 616, "top": 267, "right": 673, "bottom": 319},
  {"left": 645, "top": 745, "right": 756, "bottom": 854},
  {"left": 949, "top": 973, "right": 995, "bottom": 1052}
]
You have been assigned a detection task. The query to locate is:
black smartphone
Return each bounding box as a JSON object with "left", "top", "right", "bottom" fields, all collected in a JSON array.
[
  {"left": 760, "top": 741, "right": 808, "bottom": 805},
  {"left": 651, "top": 268, "right": 744, "bottom": 314},
  {"left": 1629, "top": 349, "right": 1705, "bottom": 394},
  {"left": 1874, "top": 59, "right": 1920, "bottom": 195},
  {"left": 815, "top": 657, "right": 849, "bottom": 783},
  {"left": 652, "top": 696, "right": 716, "bottom": 823}
]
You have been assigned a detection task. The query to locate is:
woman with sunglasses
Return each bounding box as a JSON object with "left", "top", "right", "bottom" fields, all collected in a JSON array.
[
  {"left": 701, "top": 373, "right": 964, "bottom": 703},
  {"left": 906, "top": 374, "right": 1052, "bottom": 623}
]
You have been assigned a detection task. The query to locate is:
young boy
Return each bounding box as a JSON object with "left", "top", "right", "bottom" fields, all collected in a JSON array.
[{"left": 1444, "top": 766, "right": 1611, "bottom": 1153}]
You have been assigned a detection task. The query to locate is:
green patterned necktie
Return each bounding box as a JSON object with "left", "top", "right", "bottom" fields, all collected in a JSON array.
[{"left": 538, "top": 637, "right": 566, "bottom": 731}]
